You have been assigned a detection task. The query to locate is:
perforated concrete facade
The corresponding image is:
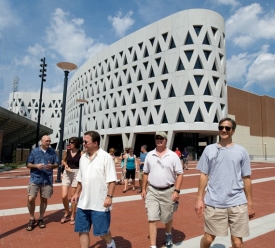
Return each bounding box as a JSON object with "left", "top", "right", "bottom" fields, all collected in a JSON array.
[
  {"left": 8, "top": 92, "right": 62, "bottom": 145},
  {"left": 64, "top": 9, "right": 227, "bottom": 149}
]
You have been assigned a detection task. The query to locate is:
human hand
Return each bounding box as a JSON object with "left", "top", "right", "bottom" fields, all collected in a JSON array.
[
  {"left": 195, "top": 199, "right": 205, "bottom": 218},
  {"left": 248, "top": 203, "right": 255, "bottom": 219},
  {"left": 71, "top": 194, "right": 78, "bottom": 204},
  {"left": 103, "top": 196, "right": 112, "bottom": 208},
  {"left": 141, "top": 190, "right": 146, "bottom": 200},
  {"left": 36, "top": 163, "right": 44, "bottom": 170},
  {"left": 45, "top": 161, "right": 52, "bottom": 170},
  {"left": 171, "top": 191, "right": 179, "bottom": 202}
]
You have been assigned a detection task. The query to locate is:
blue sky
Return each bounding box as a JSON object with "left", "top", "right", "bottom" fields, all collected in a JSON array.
[{"left": 1, "top": 0, "right": 275, "bottom": 108}]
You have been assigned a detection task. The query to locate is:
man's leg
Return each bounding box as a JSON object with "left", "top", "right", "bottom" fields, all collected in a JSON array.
[
  {"left": 27, "top": 195, "right": 36, "bottom": 219},
  {"left": 148, "top": 221, "right": 157, "bottom": 246},
  {"left": 101, "top": 231, "right": 116, "bottom": 247},
  {"left": 231, "top": 236, "right": 243, "bottom": 248},
  {"left": 165, "top": 219, "right": 173, "bottom": 233},
  {"left": 200, "top": 232, "right": 216, "bottom": 248},
  {"left": 39, "top": 197, "right": 48, "bottom": 220},
  {"left": 79, "top": 232, "right": 90, "bottom": 248}
]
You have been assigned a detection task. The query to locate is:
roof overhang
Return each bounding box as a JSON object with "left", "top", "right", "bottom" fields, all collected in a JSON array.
[{"left": 0, "top": 107, "right": 53, "bottom": 147}]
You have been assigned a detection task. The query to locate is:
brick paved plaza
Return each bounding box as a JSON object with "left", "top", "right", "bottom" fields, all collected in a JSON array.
[{"left": 0, "top": 161, "right": 275, "bottom": 247}]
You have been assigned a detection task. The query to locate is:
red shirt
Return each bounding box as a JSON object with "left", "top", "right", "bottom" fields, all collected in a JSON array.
[{"left": 175, "top": 150, "right": 181, "bottom": 158}]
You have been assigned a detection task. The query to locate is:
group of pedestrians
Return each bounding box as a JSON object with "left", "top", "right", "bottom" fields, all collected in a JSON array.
[
  {"left": 25, "top": 117, "right": 255, "bottom": 248},
  {"left": 174, "top": 147, "right": 189, "bottom": 170}
]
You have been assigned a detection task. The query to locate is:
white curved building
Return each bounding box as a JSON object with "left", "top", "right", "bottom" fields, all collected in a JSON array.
[{"left": 65, "top": 9, "right": 226, "bottom": 157}]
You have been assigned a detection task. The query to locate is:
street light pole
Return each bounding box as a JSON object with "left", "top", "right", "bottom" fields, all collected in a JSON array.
[
  {"left": 264, "top": 143, "right": 267, "bottom": 161},
  {"left": 36, "top": 58, "right": 47, "bottom": 147},
  {"left": 55, "top": 62, "right": 77, "bottom": 183},
  {"left": 76, "top": 99, "right": 88, "bottom": 140}
]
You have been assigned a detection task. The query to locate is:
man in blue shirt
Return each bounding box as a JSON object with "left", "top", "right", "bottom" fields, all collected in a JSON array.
[
  {"left": 26, "top": 135, "right": 59, "bottom": 231},
  {"left": 138, "top": 145, "right": 148, "bottom": 193}
]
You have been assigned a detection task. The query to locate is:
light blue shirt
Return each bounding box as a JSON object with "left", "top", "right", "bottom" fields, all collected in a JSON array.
[{"left": 196, "top": 143, "right": 251, "bottom": 208}]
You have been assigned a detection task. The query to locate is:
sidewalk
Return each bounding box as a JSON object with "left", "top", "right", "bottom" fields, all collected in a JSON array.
[{"left": 0, "top": 162, "right": 275, "bottom": 247}]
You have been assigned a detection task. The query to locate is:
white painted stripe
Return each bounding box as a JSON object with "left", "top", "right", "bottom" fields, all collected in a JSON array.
[
  {"left": 0, "top": 176, "right": 274, "bottom": 216},
  {"left": 175, "top": 213, "right": 275, "bottom": 247}
]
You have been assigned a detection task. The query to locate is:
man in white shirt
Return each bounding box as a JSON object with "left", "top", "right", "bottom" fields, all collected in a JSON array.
[
  {"left": 142, "top": 132, "right": 183, "bottom": 248},
  {"left": 71, "top": 131, "right": 117, "bottom": 248}
]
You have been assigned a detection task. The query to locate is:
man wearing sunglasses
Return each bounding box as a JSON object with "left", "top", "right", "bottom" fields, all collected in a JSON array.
[
  {"left": 195, "top": 117, "right": 255, "bottom": 248},
  {"left": 71, "top": 131, "right": 117, "bottom": 248},
  {"left": 142, "top": 131, "right": 183, "bottom": 248}
]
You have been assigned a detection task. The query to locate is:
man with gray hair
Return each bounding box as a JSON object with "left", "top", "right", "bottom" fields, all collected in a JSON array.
[{"left": 142, "top": 132, "right": 183, "bottom": 248}]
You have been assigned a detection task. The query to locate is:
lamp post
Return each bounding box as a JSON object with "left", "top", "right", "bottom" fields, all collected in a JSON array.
[
  {"left": 76, "top": 99, "right": 88, "bottom": 140},
  {"left": 264, "top": 143, "right": 267, "bottom": 161},
  {"left": 56, "top": 62, "right": 77, "bottom": 183},
  {"left": 36, "top": 58, "right": 47, "bottom": 147}
]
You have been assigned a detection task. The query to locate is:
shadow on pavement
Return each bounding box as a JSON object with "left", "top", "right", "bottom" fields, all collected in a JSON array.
[
  {"left": 0, "top": 209, "right": 65, "bottom": 239},
  {"left": 89, "top": 236, "right": 132, "bottom": 248},
  {"left": 156, "top": 227, "right": 185, "bottom": 247}
]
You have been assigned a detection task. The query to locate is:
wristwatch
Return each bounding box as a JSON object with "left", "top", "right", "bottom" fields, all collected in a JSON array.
[
  {"left": 107, "top": 194, "right": 113, "bottom": 199},
  {"left": 174, "top": 189, "right": 180, "bottom": 194}
]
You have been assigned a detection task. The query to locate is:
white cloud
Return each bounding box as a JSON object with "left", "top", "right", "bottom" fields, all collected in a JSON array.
[
  {"left": 15, "top": 44, "right": 46, "bottom": 67},
  {"left": 211, "top": 0, "right": 239, "bottom": 7},
  {"left": 43, "top": 84, "right": 63, "bottom": 94},
  {"left": 227, "top": 45, "right": 275, "bottom": 91},
  {"left": 226, "top": 3, "right": 275, "bottom": 48},
  {"left": 245, "top": 48, "right": 275, "bottom": 91},
  {"left": 0, "top": 0, "right": 20, "bottom": 31},
  {"left": 227, "top": 52, "right": 252, "bottom": 84},
  {"left": 46, "top": 8, "right": 107, "bottom": 65},
  {"left": 108, "top": 11, "right": 134, "bottom": 37}
]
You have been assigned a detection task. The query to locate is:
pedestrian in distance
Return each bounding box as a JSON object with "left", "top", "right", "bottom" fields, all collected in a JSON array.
[
  {"left": 137, "top": 145, "right": 148, "bottom": 193},
  {"left": 123, "top": 147, "right": 137, "bottom": 193},
  {"left": 61, "top": 137, "right": 84, "bottom": 225},
  {"left": 26, "top": 135, "right": 59, "bottom": 231},
  {"left": 142, "top": 132, "right": 183, "bottom": 248},
  {"left": 182, "top": 147, "right": 189, "bottom": 170},
  {"left": 195, "top": 117, "right": 255, "bottom": 248},
  {"left": 71, "top": 131, "right": 117, "bottom": 248}
]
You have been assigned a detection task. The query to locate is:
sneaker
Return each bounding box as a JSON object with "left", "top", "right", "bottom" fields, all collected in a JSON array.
[{"left": 165, "top": 233, "right": 173, "bottom": 247}]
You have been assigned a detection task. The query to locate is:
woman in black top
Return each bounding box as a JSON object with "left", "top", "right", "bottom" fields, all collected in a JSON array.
[{"left": 61, "top": 137, "right": 84, "bottom": 224}]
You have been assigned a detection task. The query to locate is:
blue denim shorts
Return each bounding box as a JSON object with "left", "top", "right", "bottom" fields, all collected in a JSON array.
[{"left": 74, "top": 208, "right": 111, "bottom": 236}]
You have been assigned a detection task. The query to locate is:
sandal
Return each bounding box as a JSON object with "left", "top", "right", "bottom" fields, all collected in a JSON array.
[
  {"left": 122, "top": 189, "right": 127, "bottom": 193},
  {"left": 137, "top": 189, "right": 142, "bottom": 193},
  {"left": 60, "top": 215, "right": 70, "bottom": 224},
  {"left": 132, "top": 187, "right": 136, "bottom": 191},
  {"left": 26, "top": 219, "right": 36, "bottom": 231},
  {"left": 37, "top": 219, "right": 46, "bottom": 228},
  {"left": 70, "top": 219, "right": 75, "bottom": 225}
]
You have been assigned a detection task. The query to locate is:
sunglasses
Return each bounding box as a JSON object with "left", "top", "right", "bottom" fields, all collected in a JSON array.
[
  {"left": 155, "top": 136, "right": 164, "bottom": 140},
  {"left": 83, "top": 140, "right": 89, "bottom": 144},
  {"left": 69, "top": 142, "right": 75, "bottom": 144},
  {"left": 218, "top": 126, "right": 232, "bottom": 131}
]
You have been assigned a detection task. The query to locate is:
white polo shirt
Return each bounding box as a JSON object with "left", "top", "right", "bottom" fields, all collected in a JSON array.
[
  {"left": 143, "top": 148, "right": 183, "bottom": 188},
  {"left": 77, "top": 148, "right": 117, "bottom": 211}
]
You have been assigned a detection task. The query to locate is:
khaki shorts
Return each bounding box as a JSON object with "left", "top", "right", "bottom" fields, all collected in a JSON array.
[
  {"left": 145, "top": 186, "right": 175, "bottom": 223},
  {"left": 138, "top": 170, "right": 143, "bottom": 180},
  {"left": 205, "top": 204, "right": 249, "bottom": 237},
  {"left": 27, "top": 183, "right": 53, "bottom": 199},
  {"left": 62, "top": 169, "right": 79, "bottom": 187}
]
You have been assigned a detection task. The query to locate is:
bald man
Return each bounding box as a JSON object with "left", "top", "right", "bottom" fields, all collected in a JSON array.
[{"left": 26, "top": 135, "right": 59, "bottom": 231}]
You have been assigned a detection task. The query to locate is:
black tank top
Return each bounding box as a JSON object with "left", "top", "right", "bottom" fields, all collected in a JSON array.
[{"left": 67, "top": 150, "right": 81, "bottom": 169}]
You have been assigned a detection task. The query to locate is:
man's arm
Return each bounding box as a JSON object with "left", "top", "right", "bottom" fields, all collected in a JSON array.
[
  {"left": 104, "top": 181, "right": 116, "bottom": 208},
  {"left": 141, "top": 172, "right": 149, "bottom": 199},
  {"left": 243, "top": 175, "right": 255, "bottom": 219},
  {"left": 195, "top": 172, "right": 208, "bottom": 217},
  {"left": 27, "top": 163, "right": 44, "bottom": 170},
  {"left": 172, "top": 173, "right": 183, "bottom": 202}
]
